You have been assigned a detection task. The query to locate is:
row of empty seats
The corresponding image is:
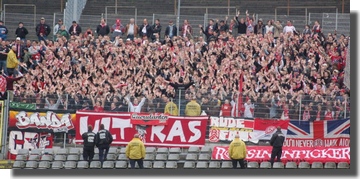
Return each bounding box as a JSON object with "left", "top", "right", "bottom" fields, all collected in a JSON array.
[
  {"left": 16, "top": 153, "right": 212, "bottom": 162},
  {"left": 13, "top": 160, "right": 350, "bottom": 169},
  {"left": 16, "top": 146, "right": 212, "bottom": 156}
]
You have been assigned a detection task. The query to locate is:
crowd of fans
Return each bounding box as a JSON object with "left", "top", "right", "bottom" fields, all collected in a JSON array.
[{"left": 0, "top": 10, "right": 350, "bottom": 121}]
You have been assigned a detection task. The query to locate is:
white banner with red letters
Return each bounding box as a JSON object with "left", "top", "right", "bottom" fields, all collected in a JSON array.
[
  {"left": 74, "top": 111, "right": 208, "bottom": 147},
  {"left": 212, "top": 146, "right": 350, "bottom": 164},
  {"left": 8, "top": 131, "right": 53, "bottom": 159},
  {"left": 208, "top": 117, "right": 289, "bottom": 143}
]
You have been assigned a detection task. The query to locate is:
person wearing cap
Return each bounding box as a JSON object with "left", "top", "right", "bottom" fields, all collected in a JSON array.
[
  {"left": 0, "top": 20, "right": 8, "bottom": 40},
  {"left": 164, "top": 20, "right": 177, "bottom": 39},
  {"left": 53, "top": 19, "right": 63, "bottom": 40},
  {"left": 185, "top": 96, "right": 201, "bottom": 116},
  {"left": 35, "top": 17, "right": 51, "bottom": 41},
  {"left": 269, "top": 126, "right": 285, "bottom": 166},
  {"left": 126, "top": 134, "right": 146, "bottom": 169},
  {"left": 15, "top": 22, "right": 28, "bottom": 41},
  {"left": 228, "top": 134, "right": 247, "bottom": 169},
  {"left": 254, "top": 18, "right": 264, "bottom": 35},
  {"left": 68, "top": 21, "right": 82, "bottom": 36},
  {"left": 111, "top": 19, "right": 125, "bottom": 41}
]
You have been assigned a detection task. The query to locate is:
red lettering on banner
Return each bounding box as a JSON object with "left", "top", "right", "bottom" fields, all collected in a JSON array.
[
  {"left": 75, "top": 111, "right": 208, "bottom": 147},
  {"left": 211, "top": 146, "right": 350, "bottom": 164}
]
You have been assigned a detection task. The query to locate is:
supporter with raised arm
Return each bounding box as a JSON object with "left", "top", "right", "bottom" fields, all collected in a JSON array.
[{"left": 124, "top": 94, "right": 147, "bottom": 112}]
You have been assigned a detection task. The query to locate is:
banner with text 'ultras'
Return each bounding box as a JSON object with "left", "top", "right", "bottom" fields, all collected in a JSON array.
[{"left": 74, "top": 111, "right": 208, "bottom": 147}]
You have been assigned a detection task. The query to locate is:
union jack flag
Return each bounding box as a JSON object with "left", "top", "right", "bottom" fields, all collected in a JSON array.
[{"left": 286, "top": 118, "right": 350, "bottom": 139}]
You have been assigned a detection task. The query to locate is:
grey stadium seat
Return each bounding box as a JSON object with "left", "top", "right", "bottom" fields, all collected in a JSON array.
[
  {"left": 200, "top": 146, "right": 212, "bottom": 153},
  {"left": 119, "top": 148, "right": 127, "bottom": 154},
  {"left": 54, "top": 155, "right": 67, "bottom": 161},
  {"left": 144, "top": 161, "right": 153, "bottom": 169},
  {"left": 115, "top": 161, "right": 127, "bottom": 169},
  {"left": 169, "top": 147, "right": 181, "bottom": 154},
  {"left": 25, "top": 161, "right": 38, "bottom": 169},
  {"left": 144, "top": 154, "right": 155, "bottom": 161},
  {"left": 196, "top": 161, "right": 208, "bottom": 169},
  {"left": 153, "top": 161, "right": 165, "bottom": 169},
  {"left": 56, "top": 148, "right": 69, "bottom": 155},
  {"left": 106, "top": 153, "right": 117, "bottom": 161},
  {"left": 12, "top": 161, "right": 25, "bottom": 169},
  {"left": 311, "top": 162, "right": 323, "bottom": 169},
  {"left": 167, "top": 154, "right": 180, "bottom": 161},
  {"left": 90, "top": 161, "right": 102, "bottom": 169},
  {"left": 15, "top": 155, "right": 27, "bottom": 161},
  {"left": 188, "top": 146, "right": 200, "bottom": 153},
  {"left": 43, "top": 148, "right": 54, "bottom": 155},
  {"left": 209, "top": 161, "right": 221, "bottom": 169},
  {"left": 77, "top": 161, "right": 89, "bottom": 169},
  {"left": 324, "top": 162, "right": 336, "bottom": 169},
  {"left": 69, "top": 148, "right": 81, "bottom": 155},
  {"left": 38, "top": 161, "right": 51, "bottom": 169},
  {"left": 273, "top": 162, "right": 284, "bottom": 169},
  {"left": 67, "top": 154, "right": 79, "bottom": 161},
  {"left": 117, "top": 154, "right": 128, "bottom": 161},
  {"left": 285, "top": 162, "right": 298, "bottom": 169},
  {"left": 260, "top": 161, "right": 272, "bottom": 169},
  {"left": 146, "top": 147, "right": 156, "bottom": 154},
  {"left": 185, "top": 153, "right": 197, "bottom": 161},
  {"left": 155, "top": 154, "right": 168, "bottom": 160},
  {"left": 108, "top": 147, "right": 119, "bottom": 154},
  {"left": 17, "top": 149, "right": 29, "bottom": 156},
  {"left": 30, "top": 149, "right": 43, "bottom": 155},
  {"left": 221, "top": 161, "right": 233, "bottom": 169},
  {"left": 298, "top": 162, "right": 310, "bottom": 169},
  {"left": 64, "top": 161, "right": 77, "bottom": 169},
  {"left": 93, "top": 154, "right": 100, "bottom": 161},
  {"left": 198, "top": 154, "right": 210, "bottom": 161},
  {"left": 337, "top": 162, "right": 350, "bottom": 169},
  {"left": 41, "top": 155, "right": 54, "bottom": 161},
  {"left": 183, "top": 161, "right": 196, "bottom": 169},
  {"left": 156, "top": 147, "right": 169, "bottom": 154},
  {"left": 165, "top": 161, "right": 177, "bottom": 169},
  {"left": 102, "top": 161, "right": 115, "bottom": 169},
  {"left": 28, "top": 155, "right": 40, "bottom": 161},
  {"left": 51, "top": 161, "right": 64, "bottom": 169},
  {"left": 247, "top": 161, "right": 259, "bottom": 169}
]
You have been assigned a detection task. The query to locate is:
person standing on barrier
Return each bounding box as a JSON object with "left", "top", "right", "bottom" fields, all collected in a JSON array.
[
  {"left": 82, "top": 125, "right": 96, "bottom": 163},
  {"left": 269, "top": 126, "right": 285, "bottom": 166},
  {"left": 96, "top": 124, "right": 113, "bottom": 164},
  {"left": 126, "top": 134, "right": 146, "bottom": 169},
  {"left": 228, "top": 134, "right": 247, "bottom": 169}
]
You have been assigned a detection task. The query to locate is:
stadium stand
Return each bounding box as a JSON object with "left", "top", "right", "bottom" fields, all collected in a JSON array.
[{"left": 77, "top": 161, "right": 89, "bottom": 169}]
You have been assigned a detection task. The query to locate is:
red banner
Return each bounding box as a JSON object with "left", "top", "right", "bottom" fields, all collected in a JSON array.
[
  {"left": 75, "top": 111, "right": 208, "bottom": 147},
  {"left": 252, "top": 118, "right": 290, "bottom": 140},
  {"left": 212, "top": 146, "right": 350, "bottom": 164},
  {"left": 8, "top": 131, "right": 53, "bottom": 159},
  {"left": 130, "top": 112, "right": 169, "bottom": 125}
]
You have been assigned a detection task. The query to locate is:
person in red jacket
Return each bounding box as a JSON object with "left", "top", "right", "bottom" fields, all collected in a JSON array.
[
  {"left": 220, "top": 99, "right": 232, "bottom": 117},
  {"left": 3, "top": 71, "right": 23, "bottom": 101}
]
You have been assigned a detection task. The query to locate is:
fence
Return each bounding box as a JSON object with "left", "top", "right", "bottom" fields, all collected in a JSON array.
[{"left": 11, "top": 90, "right": 350, "bottom": 122}]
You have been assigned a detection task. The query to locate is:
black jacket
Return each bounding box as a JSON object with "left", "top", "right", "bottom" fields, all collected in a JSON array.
[
  {"left": 270, "top": 130, "right": 285, "bottom": 148},
  {"left": 151, "top": 24, "right": 162, "bottom": 39},
  {"left": 35, "top": 23, "right": 51, "bottom": 36},
  {"left": 96, "top": 129, "right": 113, "bottom": 147},
  {"left": 96, "top": 24, "right": 110, "bottom": 36},
  {"left": 15, "top": 27, "right": 29, "bottom": 39},
  {"left": 165, "top": 25, "right": 177, "bottom": 38},
  {"left": 69, "top": 25, "right": 82, "bottom": 36},
  {"left": 235, "top": 16, "right": 247, "bottom": 34},
  {"left": 138, "top": 24, "right": 152, "bottom": 39},
  {"left": 82, "top": 131, "right": 96, "bottom": 148}
]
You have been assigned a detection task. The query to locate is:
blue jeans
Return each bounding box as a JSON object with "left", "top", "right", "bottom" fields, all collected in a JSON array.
[
  {"left": 127, "top": 34, "right": 134, "bottom": 41},
  {"left": 0, "top": 61, "right": 7, "bottom": 75},
  {"left": 38, "top": 35, "right": 47, "bottom": 41},
  {"left": 98, "top": 146, "right": 109, "bottom": 163}
]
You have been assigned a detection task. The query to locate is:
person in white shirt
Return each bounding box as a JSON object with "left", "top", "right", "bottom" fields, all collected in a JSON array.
[
  {"left": 125, "top": 95, "right": 146, "bottom": 112},
  {"left": 243, "top": 99, "right": 255, "bottom": 118},
  {"left": 283, "top": 20, "right": 296, "bottom": 34}
]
